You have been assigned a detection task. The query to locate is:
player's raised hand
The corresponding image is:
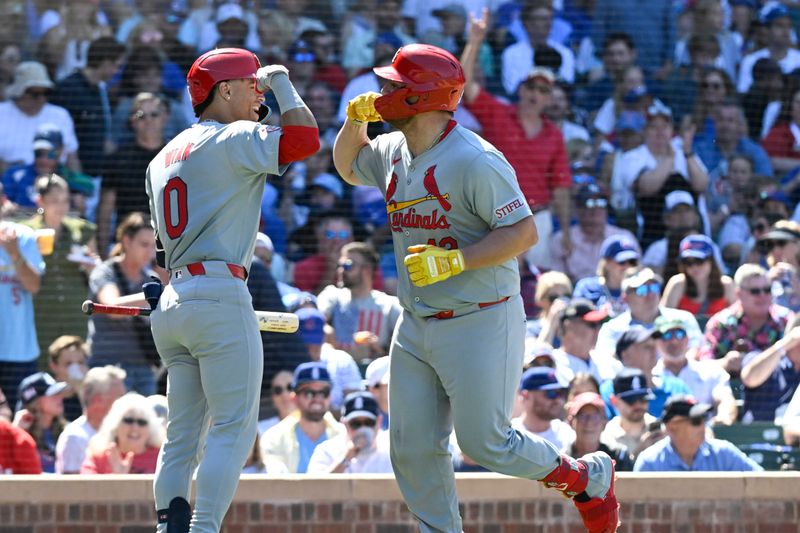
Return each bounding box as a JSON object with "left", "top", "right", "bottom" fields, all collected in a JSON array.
[
  {"left": 404, "top": 244, "right": 465, "bottom": 287},
  {"left": 346, "top": 92, "right": 383, "bottom": 124},
  {"left": 256, "top": 65, "right": 290, "bottom": 92}
]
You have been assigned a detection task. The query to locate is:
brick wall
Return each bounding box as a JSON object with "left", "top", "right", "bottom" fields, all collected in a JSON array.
[{"left": 0, "top": 474, "right": 797, "bottom": 532}]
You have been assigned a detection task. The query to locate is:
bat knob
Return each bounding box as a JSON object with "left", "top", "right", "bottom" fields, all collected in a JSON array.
[{"left": 81, "top": 300, "right": 94, "bottom": 315}]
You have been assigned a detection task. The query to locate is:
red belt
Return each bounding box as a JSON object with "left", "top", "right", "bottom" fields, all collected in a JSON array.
[
  {"left": 430, "top": 297, "right": 510, "bottom": 319},
  {"left": 186, "top": 262, "right": 248, "bottom": 281}
]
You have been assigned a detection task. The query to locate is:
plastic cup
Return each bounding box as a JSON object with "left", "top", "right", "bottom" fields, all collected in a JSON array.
[{"left": 35, "top": 228, "right": 55, "bottom": 256}]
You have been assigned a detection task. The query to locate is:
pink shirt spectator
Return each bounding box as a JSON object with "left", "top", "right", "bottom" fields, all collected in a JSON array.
[
  {"left": 80, "top": 445, "right": 160, "bottom": 474},
  {"left": 550, "top": 225, "right": 638, "bottom": 282}
]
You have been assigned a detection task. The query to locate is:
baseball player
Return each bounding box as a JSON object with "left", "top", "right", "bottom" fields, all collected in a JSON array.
[
  {"left": 145, "top": 48, "right": 319, "bottom": 533},
  {"left": 332, "top": 44, "right": 619, "bottom": 533}
]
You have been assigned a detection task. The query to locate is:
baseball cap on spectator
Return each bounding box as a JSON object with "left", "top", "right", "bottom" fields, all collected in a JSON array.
[
  {"left": 622, "top": 85, "right": 649, "bottom": 104},
  {"left": 652, "top": 315, "right": 687, "bottom": 338},
  {"left": 575, "top": 183, "right": 608, "bottom": 209},
  {"left": 6, "top": 61, "right": 54, "bottom": 99},
  {"left": 561, "top": 298, "right": 608, "bottom": 323},
  {"left": 612, "top": 368, "right": 655, "bottom": 402},
  {"left": 16, "top": 371, "right": 68, "bottom": 412},
  {"left": 255, "top": 232, "right": 274, "bottom": 252},
  {"left": 759, "top": 225, "right": 800, "bottom": 243},
  {"left": 32, "top": 124, "right": 63, "bottom": 151},
  {"left": 375, "top": 31, "right": 404, "bottom": 51},
  {"left": 311, "top": 173, "right": 344, "bottom": 198},
  {"left": 615, "top": 111, "right": 645, "bottom": 133},
  {"left": 216, "top": 3, "right": 246, "bottom": 24},
  {"left": 646, "top": 101, "right": 673, "bottom": 120},
  {"left": 289, "top": 40, "right": 316, "bottom": 63},
  {"left": 296, "top": 307, "right": 326, "bottom": 345},
  {"left": 432, "top": 4, "right": 468, "bottom": 19},
  {"left": 601, "top": 235, "right": 640, "bottom": 264},
  {"left": 759, "top": 189, "right": 793, "bottom": 209},
  {"left": 759, "top": 2, "right": 790, "bottom": 24},
  {"left": 615, "top": 325, "right": 655, "bottom": 359},
  {"left": 519, "top": 67, "right": 556, "bottom": 91},
  {"left": 664, "top": 190, "right": 695, "bottom": 212},
  {"left": 365, "top": 356, "right": 390, "bottom": 388},
  {"left": 283, "top": 291, "right": 317, "bottom": 313},
  {"left": 292, "top": 362, "right": 331, "bottom": 389},
  {"left": 567, "top": 392, "right": 606, "bottom": 420},
  {"left": 520, "top": 366, "right": 569, "bottom": 391},
  {"left": 660, "top": 394, "right": 712, "bottom": 423},
  {"left": 523, "top": 343, "right": 557, "bottom": 368},
  {"left": 679, "top": 234, "right": 714, "bottom": 260},
  {"left": 341, "top": 391, "right": 380, "bottom": 422},
  {"left": 621, "top": 267, "right": 662, "bottom": 293}
]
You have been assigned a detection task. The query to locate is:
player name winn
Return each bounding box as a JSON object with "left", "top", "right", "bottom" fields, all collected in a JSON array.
[{"left": 389, "top": 207, "right": 451, "bottom": 232}]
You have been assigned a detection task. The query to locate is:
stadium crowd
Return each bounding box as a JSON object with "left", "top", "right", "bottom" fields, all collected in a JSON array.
[{"left": 2, "top": 0, "right": 800, "bottom": 476}]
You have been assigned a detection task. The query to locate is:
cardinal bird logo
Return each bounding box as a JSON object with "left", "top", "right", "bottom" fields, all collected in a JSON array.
[
  {"left": 386, "top": 172, "right": 399, "bottom": 203},
  {"left": 422, "top": 165, "right": 451, "bottom": 211}
]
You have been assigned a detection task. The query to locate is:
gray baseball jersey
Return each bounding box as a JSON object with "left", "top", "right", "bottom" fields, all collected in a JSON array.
[
  {"left": 146, "top": 119, "right": 285, "bottom": 533},
  {"left": 352, "top": 121, "right": 568, "bottom": 533}
]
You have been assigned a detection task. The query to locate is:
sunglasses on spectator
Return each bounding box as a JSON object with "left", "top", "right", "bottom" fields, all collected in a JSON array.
[
  {"left": 133, "top": 110, "right": 163, "bottom": 120},
  {"left": 631, "top": 283, "right": 661, "bottom": 296},
  {"left": 271, "top": 384, "right": 292, "bottom": 395},
  {"left": 660, "top": 328, "right": 687, "bottom": 341},
  {"left": 543, "top": 389, "right": 568, "bottom": 400},
  {"left": 297, "top": 388, "right": 331, "bottom": 400},
  {"left": 616, "top": 259, "right": 639, "bottom": 267},
  {"left": 621, "top": 395, "right": 649, "bottom": 405},
  {"left": 348, "top": 418, "right": 376, "bottom": 430},
  {"left": 584, "top": 198, "right": 608, "bottom": 209},
  {"left": 575, "top": 413, "right": 604, "bottom": 424},
  {"left": 122, "top": 416, "right": 149, "bottom": 427},
  {"left": 765, "top": 239, "right": 791, "bottom": 250},
  {"left": 325, "top": 229, "right": 351, "bottom": 240},
  {"left": 338, "top": 259, "right": 361, "bottom": 272},
  {"left": 34, "top": 149, "right": 58, "bottom": 159},
  {"left": 25, "top": 89, "right": 49, "bottom": 98},
  {"left": 743, "top": 286, "right": 771, "bottom": 296}
]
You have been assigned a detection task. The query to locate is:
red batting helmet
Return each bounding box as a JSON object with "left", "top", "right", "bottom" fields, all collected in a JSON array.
[
  {"left": 373, "top": 44, "right": 465, "bottom": 120},
  {"left": 187, "top": 48, "right": 261, "bottom": 108}
]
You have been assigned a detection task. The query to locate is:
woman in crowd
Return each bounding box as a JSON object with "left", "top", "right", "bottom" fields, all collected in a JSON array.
[
  {"left": 762, "top": 86, "right": 800, "bottom": 177},
  {"left": 573, "top": 234, "right": 641, "bottom": 317},
  {"left": 661, "top": 234, "right": 735, "bottom": 328},
  {"left": 87, "top": 212, "right": 158, "bottom": 395},
  {"left": 13, "top": 371, "right": 68, "bottom": 473},
  {"left": 528, "top": 271, "right": 573, "bottom": 347},
  {"left": 80, "top": 393, "right": 163, "bottom": 474},
  {"left": 690, "top": 67, "right": 736, "bottom": 143},
  {"left": 258, "top": 369, "right": 296, "bottom": 436},
  {"left": 22, "top": 174, "right": 97, "bottom": 364}
]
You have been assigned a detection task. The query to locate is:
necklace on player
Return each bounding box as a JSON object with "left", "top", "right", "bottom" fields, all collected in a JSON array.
[{"left": 423, "top": 124, "right": 448, "bottom": 153}]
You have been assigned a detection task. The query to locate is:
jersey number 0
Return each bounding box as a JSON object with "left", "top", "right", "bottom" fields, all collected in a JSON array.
[{"left": 163, "top": 176, "right": 188, "bottom": 239}]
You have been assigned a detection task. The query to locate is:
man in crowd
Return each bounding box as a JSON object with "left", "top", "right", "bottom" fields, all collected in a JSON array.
[
  {"left": 603, "top": 368, "right": 663, "bottom": 458},
  {"left": 554, "top": 298, "right": 620, "bottom": 383},
  {"left": 579, "top": 32, "right": 637, "bottom": 112},
  {"left": 737, "top": 3, "right": 800, "bottom": 93},
  {"left": 292, "top": 216, "right": 354, "bottom": 293},
  {"left": 634, "top": 395, "right": 763, "bottom": 471},
  {"left": 54, "top": 365, "right": 126, "bottom": 474},
  {"left": 567, "top": 392, "right": 635, "bottom": 471},
  {"left": 364, "top": 356, "right": 390, "bottom": 430},
  {"left": 260, "top": 363, "right": 345, "bottom": 473},
  {"left": 512, "top": 367, "right": 575, "bottom": 452},
  {"left": 307, "top": 391, "right": 392, "bottom": 473}
]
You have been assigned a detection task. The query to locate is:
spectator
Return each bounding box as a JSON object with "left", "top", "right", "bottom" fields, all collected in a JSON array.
[
  {"left": 80, "top": 392, "right": 163, "bottom": 474},
  {"left": 592, "top": 65, "right": 653, "bottom": 138},
  {"left": 0, "top": 387, "right": 11, "bottom": 422},
  {"left": 757, "top": 221, "right": 800, "bottom": 309},
  {"left": 13, "top": 371, "right": 68, "bottom": 473},
  {"left": 299, "top": 30, "right": 347, "bottom": 95},
  {"left": 674, "top": 0, "right": 740, "bottom": 80},
  {"left": 737, "top": 3, "right": 800, "bottom": 94},
  {"left": 641, "top": 191, "right": 708, "bottom": 279},
  {"left": 553, "top": 298, "right": 620, "bottom": 383},
  {"left": 652, "top": 316, "right": 738, "bottom": 424},
  {"left": 258, "top": 370, "right": 296, "bottom": 436},
  {"left": 341, "top": 0, "right": 413, "bottom": 76},
  {"left": 784, "top": 384, "right": 800, "bottom": 445},
  {"left": 633, "top": 395, "right": 763, "bottom": 471},
  {"left": 573, "top": 234, "right": 641, "bottom": 317},
  {"left": 196, "top": 2, "right": 260, "bottom": 53},
  {"left": 762, "top": 86, "right": 800, "bottom": 176},
  {"left": 364, "top": 356, "right": 390, "bottom": 430},
  {"left": 545, "top": 82, "right": 590, "bottom": 144},
  {"left": 742, "top": 58, "right": 784, "bottom": 141},
  {"left": 0, "top": 204, "right": 44, "bottom": 412},
  {"left": 256, "top": 8, "right": 295, "bottom": 64},
  {"left": 567, "top": 372, "right": 601, "bottom": 399},
  {"left": 317, "top": 242, "right": 402, "bottom": 359},
  {"left": 708, "top": 153, "right": 758, "bottom": 237},
  {"left": 46, "top": 335, "right": 90, "bottom": 422},
  {"left": 604, "top": 111, "right": 645, "bottom": 230},
  {"left": 551, "top": 183, "right": 637, "bottom": 281},
  {"left": 699, "top": 263, "right": 793, "bottom": 377},
  {"left": 658, "top": 34, "right": 722, "bottom": 124},
  {"left": 579, "top": 32, "right": 637, "bottom": 112},
  {"left": 55, "top": 365, "right": 126, "bottom": 474},
  {"left": 661, "top": 234, "right": 736, "bottom": 328},
  {"left": 595, "top": 267, "right": 703, "bottom": 356},
  {"left": 567, "top": 392, "right": 635, "bottom": 471},
  {"left": 259, "top": 363, "right": 345, "bottom": 473},
  {"left": 527, "top": 270, "right": 573, "bottom": 346},
  {"left": 98, "top": 92, "right": 169, "bottom": 255},
  {"left": 307, "top": 391, "right": 392, "bottom": 473},
  {"left": 273, "top": 0, "right": 327, "bottom": 39},
  {"left": 87, "top": 212, "right": 158, "bottom": 395},
  {"left": 501, "top": 1, "right": 576, "bottom": 93},
  {"left": 462, "top": 22, "right": 571, "bottom": 269},
  {"left": 687, "top": 67, "right": 737, "bottom": 143},
  {"left": 0, "top": 40, "right": 21, "bottom": 102},
  {"left": 303, "top": 81, "right": 342, "bottom": 147},
  {"left": 739, "top": 314, "right": 800, "bottom": 423},
  {"left": 50, "top": 36, "right": 126, "bottom": 181},
  {"left": 0, "top": 417, "right": 42, "bottom": 474},
  {"left": 22, "top": 175, "right": 97, "bottom": 356},
  {"left": 602, "top": 368, "right": 663, "bottom": 458},
  {"left": 295, "top": 307, "right": 364, "bottom": 411},
  {"left": 511, "top": 366, "right": 575, "bottom": 452},
  {"left": 0, "top": 62, "right": 80, "bottom": 173},
  {"left": 292, "top": 216, "right": 355, "bottom": 293}
]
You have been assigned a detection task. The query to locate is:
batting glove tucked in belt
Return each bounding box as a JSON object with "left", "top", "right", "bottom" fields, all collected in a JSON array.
[
  {"left": 404, "top": 245, "right": 465, "bottom": 287},
  {"left": 346, "top": 92, "right": 382, "bottom": 124},
  {"left": 256, "top": 65, "right": 289, "bottom": 92}
]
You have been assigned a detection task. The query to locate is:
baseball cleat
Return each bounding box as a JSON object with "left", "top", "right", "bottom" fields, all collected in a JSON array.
[{"left": 572, "top": 459, "right": 620, "bottom": 533}]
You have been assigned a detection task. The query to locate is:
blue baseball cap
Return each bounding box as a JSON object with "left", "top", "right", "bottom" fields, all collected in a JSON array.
[
  {"left": 520, "top": 366, "right": 569, "bottom": 392},
  {"left": 601, "top": 235, "right": 640, "bottom": 263},
  {"left": 679, "top": 234, "right": 714, "bottom": 260},
  {"left": 296, "top": 307, "right": 326, "bottom": 346},
  {"left": 615, "top": 111, "right": 645, "bottom": 133},
  {"left": 311, "top": 173, "right": 344, "bottom": 199},
  {"left": 33, "top": 123, "right": 63, "bottom": 151},
  {"left": 341, "top": 391, "right": 380, "bottom": 422},
  {"left": 760, "top": 3, "right": 790, "bottom": 24},
  {"left": 375, "top": 31, "right": 404, "bottom": 50},
  {"left": 615, "top": 325, "right": 655, "bottom": 359},
  {"left": 289, "top": 40, "right": 316, "bottom": 63},
  {"left": 292, "top": 362, "right": 331, "bottom": 389},
  {"left": 16, "top": 371, "right": 68, "bottom": 412},
  {"left": 612, "top": 368, "right": 655, "bottom": 402}
]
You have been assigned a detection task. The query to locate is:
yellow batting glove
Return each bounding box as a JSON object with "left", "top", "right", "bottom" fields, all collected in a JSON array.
[
  {"left": 404, "top": 245, "right": 465, "bottom": 287},
  {"left": 346, "top": 92, "right": 382, "bottom": 124}
]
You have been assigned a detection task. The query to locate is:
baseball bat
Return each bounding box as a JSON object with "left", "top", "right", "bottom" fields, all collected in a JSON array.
[{"left": 81, "top": 300, "right": 299, "bottom": 333}]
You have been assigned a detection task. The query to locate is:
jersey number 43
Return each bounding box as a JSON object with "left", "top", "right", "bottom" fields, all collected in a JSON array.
[{"left": 163, "top": 176, "right": 188, "bottom": 239}]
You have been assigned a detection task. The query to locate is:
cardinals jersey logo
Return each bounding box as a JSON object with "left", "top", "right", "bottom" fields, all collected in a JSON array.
[{"left": 422, "top": 166, "right": 451, "bottom": 211}]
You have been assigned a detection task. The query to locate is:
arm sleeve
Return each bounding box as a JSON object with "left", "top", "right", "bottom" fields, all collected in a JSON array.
[
  {"left": 462, "top": 151, "right": 533, "bottom": 229},
  {"left": 278, "top": 126, "right": 320, "bottom": 165}
]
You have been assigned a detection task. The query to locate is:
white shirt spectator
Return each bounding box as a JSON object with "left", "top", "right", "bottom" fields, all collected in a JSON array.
[
  {"left": 554, "top": 348, "right": 622, "bottom": 384},
  {"left": 307, "top": 430, "right": 393, "bottom": 473},
  {"left": 320, "top": 343, "right": 365, "bottom": 411},
  {"left": 738, "top": 47, "right": 800, "bottom": 93},
  {"left": 595, "top": 306, "right": 703, "bottom": 358},
  {"left": 512, "top": 417, "right": 575, "bottom": 452},
  {"left": 502, "top": 39, "right": 576, "bottom": 94},
  {"left": 654, "top": 359, "right": 732, "bottom": 406},
  {"left": 0, "top": 102, "right": 79, "bottom": 167},
  {"left": 341, "top": 19, "right": 414, "bottom": 71},
  {"left": 401, "top": 0, "right": 501, "bottom": 38},
  {"left": 560, "top": 120, "right": 591, "bottom": 143},
  {"left": 55, "top": 415, "right": 96, "bottom": 474}
]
